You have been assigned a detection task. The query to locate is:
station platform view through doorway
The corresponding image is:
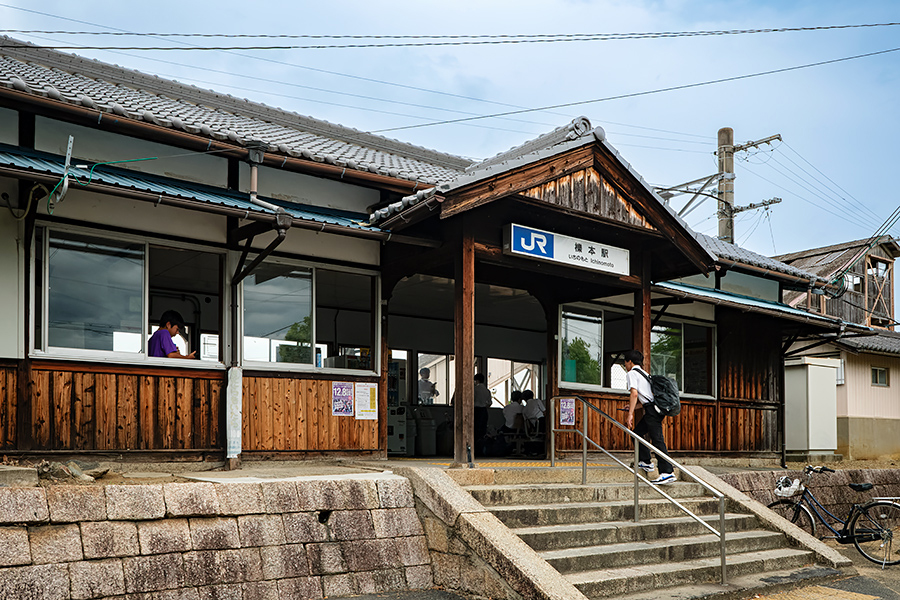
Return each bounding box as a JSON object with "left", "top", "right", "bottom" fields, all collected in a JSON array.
[{"left": 385, "top": 275, "right": 550, "bottom": 458}]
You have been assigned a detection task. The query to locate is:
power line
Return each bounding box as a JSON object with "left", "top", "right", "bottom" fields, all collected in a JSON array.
[
  {"left": 369, "top": 46, "right": 900, "bottom": 133},
  {"left": 2, "top": 22, "right": 898, "bottom": 47}
]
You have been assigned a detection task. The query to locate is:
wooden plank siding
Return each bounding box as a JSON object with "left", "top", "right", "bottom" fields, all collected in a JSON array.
[
  {"left": 241, "top": 374, "right": 379, "bottom": 452},
  {"left": 0, "top": 366, "right": 17, "bottom": 449},
  {"left": 521, "top": 167, "right": 656, "bottom": 232},
  {"left": 26, "top": 364, "right": 223, "bottom": 451}
]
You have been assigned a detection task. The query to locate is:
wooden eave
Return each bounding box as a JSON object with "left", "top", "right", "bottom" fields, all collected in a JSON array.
[{"left": 438, "top": 141, "right": 713, "bottom": 274}]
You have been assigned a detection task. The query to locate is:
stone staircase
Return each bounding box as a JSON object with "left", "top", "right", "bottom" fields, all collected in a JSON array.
[{"left": 464, "top": 473, "right": 840, "bottom": 599}]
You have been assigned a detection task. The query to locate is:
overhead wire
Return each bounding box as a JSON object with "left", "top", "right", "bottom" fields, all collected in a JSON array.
[{"left": 3, "top": 22, "right": 900, "bottom": 49}]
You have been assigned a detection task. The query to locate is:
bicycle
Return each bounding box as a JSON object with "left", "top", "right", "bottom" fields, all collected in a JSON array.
[{"left": 766, "top": 465, "right": 900, "bottom": 567}]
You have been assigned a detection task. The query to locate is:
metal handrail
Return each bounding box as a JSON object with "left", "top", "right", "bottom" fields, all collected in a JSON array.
[{"left": 549, "top": 395, "right": 728, "bottom": 585}]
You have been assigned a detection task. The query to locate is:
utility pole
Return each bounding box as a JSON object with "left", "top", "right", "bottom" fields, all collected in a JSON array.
[
  {"left": 717, "top": 128, "right": 735, "bottom": 243},
  {"left": 716, "top": 129, "right": 782, "bottom": 243}
]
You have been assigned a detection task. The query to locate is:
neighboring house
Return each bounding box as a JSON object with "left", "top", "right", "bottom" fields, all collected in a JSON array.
[
  {"left": 775, "top": 236, "right": 900, "bottom": 328},
  {"left": 0, "top": 39, "right": 869, "bottom": 465}
]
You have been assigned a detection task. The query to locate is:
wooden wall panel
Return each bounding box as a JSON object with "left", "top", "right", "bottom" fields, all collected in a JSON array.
[
  {"left": 241, "top": 374, "right": 380, "bottom": 452},
  {"left": 0, "top": 367, "right": 16, "bottom": 449},
  {"left": 25, "top": 366, "right": 223, "bottom": 452}
]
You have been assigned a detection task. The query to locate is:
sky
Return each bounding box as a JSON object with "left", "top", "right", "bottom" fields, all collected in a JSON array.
[{"left": 2, "top": 0, "right": 899, "bottom": 260}]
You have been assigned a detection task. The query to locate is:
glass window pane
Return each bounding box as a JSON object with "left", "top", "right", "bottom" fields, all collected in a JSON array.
[
  {"left": 242, "top": 263, "right": 313, "bottom": 363},
  {"left": 561, "top": 308, "right": 603, "bottom": 386},
  {"left": 684, "top": 324, "right": 712, "bottom": 395},
  {"left": 47, "top": 231, "right": 144, "bottom": 352},
  {"left": 317, "top": 269, "right": 374, "bottom": 371},
  {"left": 650, "top": 322, "right": 682, "bottom": 389}
]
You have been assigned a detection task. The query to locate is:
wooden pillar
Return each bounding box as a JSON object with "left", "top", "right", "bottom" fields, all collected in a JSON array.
[
  {"left": 632, "top": 252, "right": 652, "bottom": 362},
  {"left": 453, "top": 232, "right": 475, "bottom": 465}
]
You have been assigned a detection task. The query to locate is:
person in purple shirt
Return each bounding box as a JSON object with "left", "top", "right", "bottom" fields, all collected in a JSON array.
[{"left": 148, "top": 310, "right": 196, "bottom": 359}]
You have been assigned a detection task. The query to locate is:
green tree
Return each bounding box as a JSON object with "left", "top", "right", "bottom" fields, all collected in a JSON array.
[
  {"left": 565, "top": 337, "right": 602, "bottom": 385},
  {"left": 278, "top": 316, "right": 312, "bottom": 363}
]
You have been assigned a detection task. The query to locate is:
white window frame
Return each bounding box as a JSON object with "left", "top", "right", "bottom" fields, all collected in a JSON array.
[
  {"left": 30, "top": 222, "right": 226, "bottom": 369},
  {"left": 557, "top": 303, "right": 717, "bottom": 399},
  {"left": 238, "top": 254, "right": 381, "bottom": 377},
  {"left": 871, "top": 366, "right": 889, "bottom": 387}
]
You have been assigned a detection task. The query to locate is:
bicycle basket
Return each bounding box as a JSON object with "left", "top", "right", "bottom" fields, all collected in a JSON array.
[{"left": 774, "top": 476, "right": 803, "bottom": 497}]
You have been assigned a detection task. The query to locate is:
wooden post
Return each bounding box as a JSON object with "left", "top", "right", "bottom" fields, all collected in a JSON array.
[
  {"left": 633, "top": 252, "right": 652, "bottom": 362},
  {"left": 453, "top": 232, "right": 475, "bottom": 466}
]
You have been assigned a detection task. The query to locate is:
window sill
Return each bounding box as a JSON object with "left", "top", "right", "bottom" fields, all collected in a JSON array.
[
  {"left": 241, "top": 360, "right": 379, "bottom": 378},
  {"left": 30, "top": 350, "right": 226, "bottom": 370}
]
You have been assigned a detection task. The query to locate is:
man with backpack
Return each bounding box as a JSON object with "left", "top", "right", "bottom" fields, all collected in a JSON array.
[{"left": 624, "top": 349, "right": 676, "bottom": 485}]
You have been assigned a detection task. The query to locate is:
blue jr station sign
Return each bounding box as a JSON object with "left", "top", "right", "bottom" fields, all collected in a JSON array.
[{"left": 503, "top": 224, "right": 630, "bottom": 276}]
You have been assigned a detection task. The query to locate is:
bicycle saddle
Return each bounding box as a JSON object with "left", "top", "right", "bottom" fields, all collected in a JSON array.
[{"left": 849, "top": 482, "right": 873, "bottom": 492}]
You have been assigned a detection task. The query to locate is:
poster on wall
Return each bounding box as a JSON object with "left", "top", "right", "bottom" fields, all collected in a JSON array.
[
  {"left": 332, "top": 382, "right": 354, "bottom": 416},
  {"left": 559, "top": 397, "right": 576, "bottom": 426},
  {"left": 355, "top": 382, "right": 378, "bottom": 420}
]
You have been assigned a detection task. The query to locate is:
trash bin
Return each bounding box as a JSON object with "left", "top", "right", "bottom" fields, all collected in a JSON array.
[
  {"left": 414, "top": 408, "right": 436, "bottom": 456},
  {"left": 436, "top": 419, "right": 454, "bottom": 456}
]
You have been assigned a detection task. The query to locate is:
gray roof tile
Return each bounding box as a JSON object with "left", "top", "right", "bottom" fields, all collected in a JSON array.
[
  {"left": 836, "top": 330, "right": 900, "bottom": 355},
  {"left": 0, "top": 40, "right": 472, "bottom": 183}
]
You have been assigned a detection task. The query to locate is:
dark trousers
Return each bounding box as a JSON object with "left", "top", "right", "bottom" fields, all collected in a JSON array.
[
  {"left": 634, "top": 405, "right": 672, "bottom": 474},
  {"left": 474, "top": 406, "right": 488, "bottom": 455}
]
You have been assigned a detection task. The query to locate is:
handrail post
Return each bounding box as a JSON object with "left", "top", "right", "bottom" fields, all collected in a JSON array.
[
  {"left": 720, "top": 496, "right": 727, "bottom": 584},
  {"left": 550, "top": 397, "right": 556, "bottom": 467},
  {"left": 634, "top": 435, "right": 640, "bottom": 522},
  {"left": 581, "top": 400, "right": 587, "bottom": 485}
]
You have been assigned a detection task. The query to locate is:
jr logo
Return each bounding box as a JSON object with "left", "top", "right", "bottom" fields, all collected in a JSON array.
[{"left": 512, "top": 225, "right": 554, "bottom": 257}]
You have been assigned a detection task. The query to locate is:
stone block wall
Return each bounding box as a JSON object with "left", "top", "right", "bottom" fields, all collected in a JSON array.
[
  {"left": 0, "top": 475, "right": 432, "bottom": 600},
  {"left": 720, "top": 469, "right": 900, "bottom": 523}
]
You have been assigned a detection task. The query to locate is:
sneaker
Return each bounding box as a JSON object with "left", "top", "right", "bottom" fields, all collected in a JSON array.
[
  {"left": 652, "top": 473, "right": 676, "bottom": 485},
  {"left": 637, "top": 461, "right": 654, "bottom": 472}
]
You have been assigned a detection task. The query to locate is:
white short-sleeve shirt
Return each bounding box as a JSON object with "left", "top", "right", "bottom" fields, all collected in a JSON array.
[{"left": 626, "top": 366, "right": 654, "bottom": 405}]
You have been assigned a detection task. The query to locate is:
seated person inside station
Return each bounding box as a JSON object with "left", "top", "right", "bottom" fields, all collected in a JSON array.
[
  {"left": 522, "top": 389, "right": 545, "bottom": 431},
  {"left": 501, "top": 390, "right": 524, "bottom": 435},
  {"left": 148, "top": 310, "right": 196, "bottom": 359}
]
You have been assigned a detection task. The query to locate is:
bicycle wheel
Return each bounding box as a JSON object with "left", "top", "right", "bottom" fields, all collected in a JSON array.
[
  {"left": 850, "top": 500, "right": 900, "bottom": 566},
  {"left": 767, "top": 499, "right": 817, "bottom": 537}
]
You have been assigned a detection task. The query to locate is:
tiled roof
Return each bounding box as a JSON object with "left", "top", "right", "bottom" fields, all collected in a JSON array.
[
  {"left": 0, "top": 144, "right": 378, "bottom": 231},
  {"left": 835, "top": 329, "right": 900, "bottom": 355},
  {"left": 0, "top": 38, "right": 472, "bottom": 184},
  {"left": 773, "top": 236, "right": 900, "bottom": 280},
  {"left": 693, "top": 232, "right": 823, "bottom": 282}
]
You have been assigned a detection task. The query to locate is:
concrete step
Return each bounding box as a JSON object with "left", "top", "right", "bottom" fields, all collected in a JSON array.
[
  {"left": 512, "top": 513, "right": 759, "bottom": 552},
  {"left": 567, "top": 547, "right": 815, "bottom": 598},
  {"left": 605, "top": 564, "right": 844, "bottom": 600},
  {"left": 466, "top": 482, "right": 707, "bottom": 506},
  {"left": 542, "top": 530, "right": 785, "bottom": 573},
  {"left": 490, "top": 497, "right": 722, "bottom": 528}
]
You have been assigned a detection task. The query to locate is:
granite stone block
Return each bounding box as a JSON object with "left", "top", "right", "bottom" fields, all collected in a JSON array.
[
  {"left": 340, "top": 538, "right": 394, "bottom": 572},
  {"left": 297, "top": 479, "right": 379, "bottom": 511},
  {"left": 260, "top": 481, "right": 301, "bottom": 513},
  {"left": 164, "top": 483, "right": 220, "bottom": 517},
  {"left": 123, "top": 552, "right": 186, "bottom": 593},
  {"left": 237, "top": 514, "right": 285, "bottom": 547},
  {"left": 276, "top": 576, "right": 323, "bottom": 600},
  {"left": 47, "top": 486, "right": 107, "bottom": 522},
  {"left": 322, "top": 573, "right": 357, "bottom": 597},
  {"left": 369, "top": 568, "right": 406, "bottom": 593},
  {"left": 182, "top": 548, "right": 263, "bottom": 586},
  {"left": 0, "top": 526, "right": 30, "bottom": 566},
  {"left": 328, "top": 509, "right": 375, "bottom": 540},
  {"left": 421, "top": 515, "right": 450, "bottom": 553},
  {"left": 0, "top": 563, "right": 69, "bottom": 600},
  {"left": 405, "top": 564, "right": 434, "bottom": 589},
  {"left": 70, "top": 558, "right": 125, "bottom": 599},
  {"left": 196, "top": 583, "right": 242, "bottom": 600},
  {"left": 29, "top": 523, "right": 83, "bottom": 563},
  {"left": 376, "top": 477, "right": 414, "bottom": 508},
  {"left": 0, "top": 487, "right": 48, "bottom": 524},
  {"left": 242, "top": 580, "right": 278, "bottom": 600},
  {"left": 189, "top": 517, "right": 239, "bottom": 550},
  {"left": 138, "top": 519, "right": 192, "bottom": 555},
  {"left": 214, "top": 483, "right": 264, "bottom": 515},
  {"left": 371, "top": 507, "right": 424, "bottom": 538},
  {"left": 133, "top": 588, "right": 200, "bottom": 600},
  {"left": 260, "top": 543, "right": 308, "bottom": 580},
  {"left": 282, "top": 512, "right": 328, "bottom": 543},
  {"left": 395, "top": 535, "right": 430, "bottom": 566},
  {"left": 82, "top": 520, "right": 139, "bottom": 559},
  {"left": 106, "top": 485, "right": 165, "bottom": 521},
  {"left": 306, "top": 542, "right": 347, "bottom": 575}
]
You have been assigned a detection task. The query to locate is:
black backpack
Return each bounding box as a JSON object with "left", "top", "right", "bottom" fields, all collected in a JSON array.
[{"left": 637, "top": 369, "right": 681, "bottom": 417}]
